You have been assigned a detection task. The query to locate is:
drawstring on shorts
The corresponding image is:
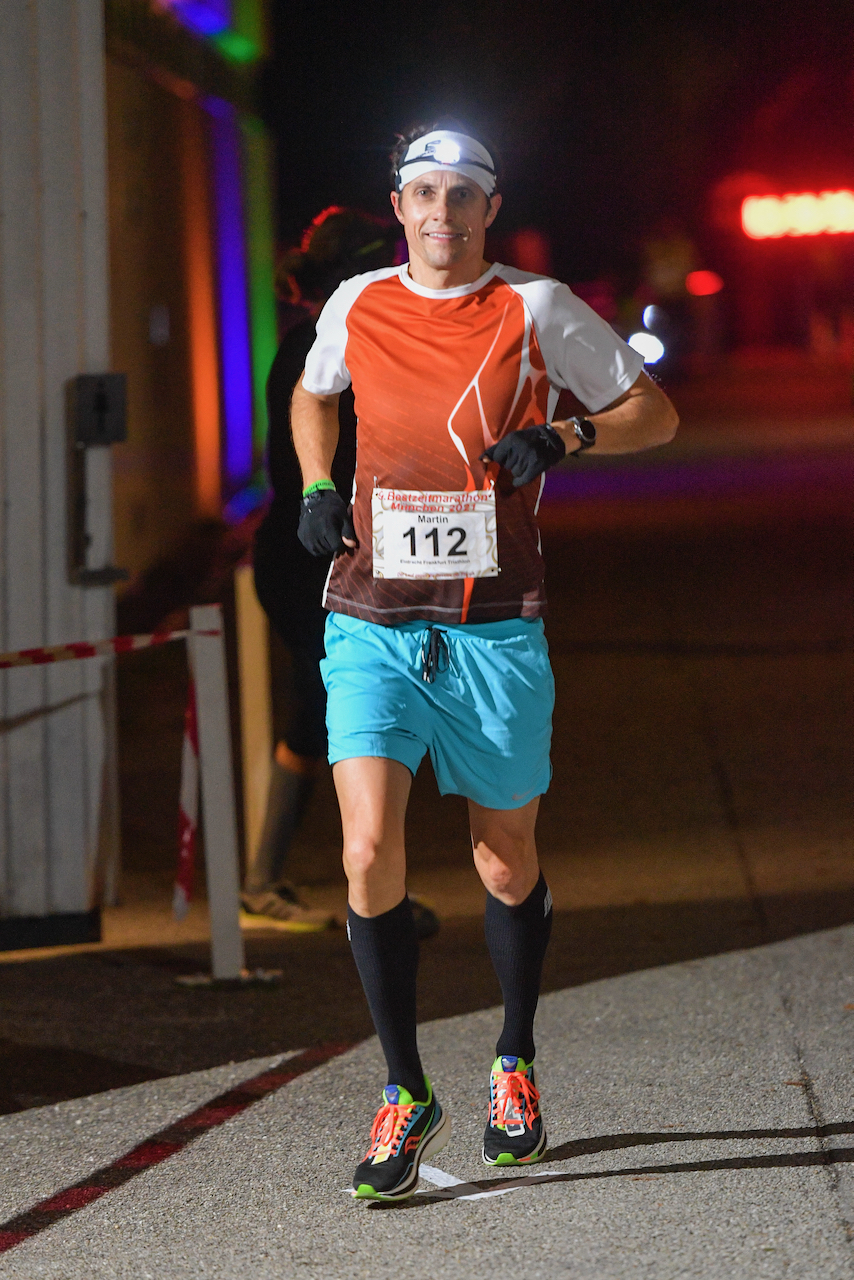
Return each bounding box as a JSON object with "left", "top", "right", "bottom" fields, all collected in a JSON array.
[{"left": 420, "top": 627, "right": 449, "bottom": 683}]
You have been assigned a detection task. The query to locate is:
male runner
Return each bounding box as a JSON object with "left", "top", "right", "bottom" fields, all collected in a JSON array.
[{"left": 292, "top": 123, "right": 678, "bottom": 1200}]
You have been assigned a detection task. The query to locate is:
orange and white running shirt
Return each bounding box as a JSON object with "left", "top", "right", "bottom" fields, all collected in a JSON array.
[{"left": 302, "top": 262, "right": 643, "bottom": 626}]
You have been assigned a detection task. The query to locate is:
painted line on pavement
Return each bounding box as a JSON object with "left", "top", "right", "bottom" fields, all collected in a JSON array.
[
  {"left": 419, "top": 1164, "right": 520, "bottom": 1199},
  {"left": 418, "top": 1164, "right": 465, "bottom": 1188},
  {"left": 419, "top": 1163, "right": 531, "bottom": 1200},
  {"left": 0, "top": 1043, "right": 353, "bottom": 1254}
]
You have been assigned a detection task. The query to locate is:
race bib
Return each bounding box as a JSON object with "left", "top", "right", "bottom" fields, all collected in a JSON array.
[{"left": 371, "top": 488, "right": 499, "bottom": 580}]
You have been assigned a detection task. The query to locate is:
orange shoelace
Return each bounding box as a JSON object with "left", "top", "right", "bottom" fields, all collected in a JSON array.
[
  {"left": 365, "top": 1101, "right": 417, "bottom": 1159},
  {"left": 491, "top": 1070, "right": 540, "bottom": 1129}
]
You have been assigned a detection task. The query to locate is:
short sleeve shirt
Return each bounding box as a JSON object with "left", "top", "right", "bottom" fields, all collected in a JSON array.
[{"left": 303, "top": 262, "right": 643, "bottom": 626}]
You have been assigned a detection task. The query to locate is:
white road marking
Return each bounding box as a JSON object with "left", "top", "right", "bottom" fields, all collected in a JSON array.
[
  {"left": 418, "top": 1164, "right": 465, "bottom": 1188},
  {"left": 419, "top": 1164, "right": 524, "bottom": 1199}
]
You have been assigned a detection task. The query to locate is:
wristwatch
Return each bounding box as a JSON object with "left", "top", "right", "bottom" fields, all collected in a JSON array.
[{"left": 567, "top": 416, "right": 596, "bottom": 455}]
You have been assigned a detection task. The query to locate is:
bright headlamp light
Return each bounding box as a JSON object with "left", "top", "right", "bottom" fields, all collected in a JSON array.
[
  {"left": 431, "top": 139, "right": 461, "bottom": 165},
  {"left": 395, "top": 131, "right": 496, "bottom": 197}
]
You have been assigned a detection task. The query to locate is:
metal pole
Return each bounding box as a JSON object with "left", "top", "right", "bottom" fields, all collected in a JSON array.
[{"left": 189, "top": 603, "right": 244, "bottom": 979}]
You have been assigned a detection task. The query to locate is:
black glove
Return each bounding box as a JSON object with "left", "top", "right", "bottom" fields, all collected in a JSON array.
[
  {"left": 297, "top": 488, "right": 357, "bottom": 557},
  {"left": 480, "top": 423, "right": 566, "bottom": 487}
]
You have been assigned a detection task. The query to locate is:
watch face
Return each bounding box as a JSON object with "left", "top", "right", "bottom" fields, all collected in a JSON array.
[{"left": 576, "top": 417, "right": 596, "bottom": 445}]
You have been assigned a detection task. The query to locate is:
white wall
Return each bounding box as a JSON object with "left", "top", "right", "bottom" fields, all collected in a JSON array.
[{"left": 0, "top": 0, "right": 118, "bottom": 920}]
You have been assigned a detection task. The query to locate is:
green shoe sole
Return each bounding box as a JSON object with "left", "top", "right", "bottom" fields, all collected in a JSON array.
[
  {"left": 353, "top": 1183, "right": 383, "bottom": 1200},
  {"left": 491, "top": 1149, "right": 545, "bottom": 1166},
  {"left": 352, "top": 1180, "right": 419, "bottom": 1202}
]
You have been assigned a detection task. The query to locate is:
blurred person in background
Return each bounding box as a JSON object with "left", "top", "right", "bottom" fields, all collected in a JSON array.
[
  {"left": 244, "top": 208, "right": 390, "bottom": 929},
  {"left": 244, "top": 207, "right": 440, "bottom": 940}
]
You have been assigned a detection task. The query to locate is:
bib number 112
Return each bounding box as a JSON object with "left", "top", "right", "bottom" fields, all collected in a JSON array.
[
  {"left": 402, "top": 526, "right": 467, "bottom": 558},
  {"left": 371, "top": 487, "right": 498, "bottom": 580}
]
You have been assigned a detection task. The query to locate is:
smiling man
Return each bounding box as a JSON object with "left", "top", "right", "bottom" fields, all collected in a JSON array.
[{"left": 291, "top": 122, "right": 678, "bottom": 1201}]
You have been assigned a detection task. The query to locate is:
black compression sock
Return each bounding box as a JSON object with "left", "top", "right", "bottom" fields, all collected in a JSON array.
[
  {"left": 484, "top": 872, "right": 553, "bottom": 1064},
  {"left": 347, "top": 896, "right": 425, "bottom": 1099}
]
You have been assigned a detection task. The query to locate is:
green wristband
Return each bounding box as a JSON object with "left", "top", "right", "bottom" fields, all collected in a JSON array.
[{"left": 302, "top": 479, "right": 337, "bottom": 498}]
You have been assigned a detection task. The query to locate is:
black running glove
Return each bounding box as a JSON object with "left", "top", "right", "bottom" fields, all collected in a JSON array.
[
  {"left": 297, "top": 488, "right": 357, "bottom": 557},
  {"left": 480, "top": 423, "right": 566, "bottom": 487}
]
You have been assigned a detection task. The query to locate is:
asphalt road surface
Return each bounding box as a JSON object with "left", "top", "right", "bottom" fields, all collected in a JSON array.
[{"left": 2, "top": 927, "right": 854, "bottom": 1277}]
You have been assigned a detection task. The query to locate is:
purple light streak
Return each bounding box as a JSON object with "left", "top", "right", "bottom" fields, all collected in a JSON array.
[
  {"left": 162, "top": 0, "right": 231, "bottom": 37},
  {"left": 204, "top": 96, "right": 254, "bottom": 488}
]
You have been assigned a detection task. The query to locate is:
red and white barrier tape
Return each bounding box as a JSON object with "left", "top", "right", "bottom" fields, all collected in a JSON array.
[
  {"left": 0, "top": 626, "right": 219, "bottom": 670},
  {"left": 173, "top": 678, "right": 199, "bottom": 921}
]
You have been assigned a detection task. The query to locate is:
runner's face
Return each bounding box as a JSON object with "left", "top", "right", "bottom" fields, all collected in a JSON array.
[{"left": 391, "top": 171, "right": 501, "bottom": 281}]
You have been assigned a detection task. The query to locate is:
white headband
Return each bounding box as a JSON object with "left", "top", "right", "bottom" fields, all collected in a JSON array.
[{"left": 395, "top": 130, "right": 497, "bottom": 197}]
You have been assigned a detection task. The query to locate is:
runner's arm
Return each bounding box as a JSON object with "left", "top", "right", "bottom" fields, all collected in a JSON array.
[
  {"left": 551, "top": 370, "right": 678, "bottom": 455},
  {"left": 290, "top": 373, "right": 342, "bottom": 488},
  {"left": 292, "top": 374, "right": 357, "bottom": 549}
]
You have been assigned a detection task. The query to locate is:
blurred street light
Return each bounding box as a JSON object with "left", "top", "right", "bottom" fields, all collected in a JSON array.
[
  {"left": 642, "top": 304, "right": 666, "bottom": 329},
  {"left": 628, "top": 332, "right": 665, "bottom": 363},
  {"left": 686, "top": 270, "right": 724, "bottom": 296},
  {"left": 742, "top": 191, "right": 854, "bottom": 238}
]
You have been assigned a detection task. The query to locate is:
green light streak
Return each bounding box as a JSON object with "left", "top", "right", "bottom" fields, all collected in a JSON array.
[
  {"left": 211, "top": 0, "right": 265, "bottom": 64},
  {"left": 234, "top": 0, "right": 265, "bottom": 56},
  {"left": 242, "top": 117, "right": 278, "bottom": 460},
  {"left": 211, "top": 29, "right": 258, "bottom": 63}
]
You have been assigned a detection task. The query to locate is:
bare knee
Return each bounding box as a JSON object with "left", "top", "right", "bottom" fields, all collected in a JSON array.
[
  {"left": 473, "top": 834, "right": 537, "bottom": 904},
  {"left": 475, "top": 847, "right": 518, "bottom": 897},
  {"left": 343, "top": 836, "right": 383, "bottom": 883},
  {"left": 334, "top": 757, "right": 410, "bottom": 916}
]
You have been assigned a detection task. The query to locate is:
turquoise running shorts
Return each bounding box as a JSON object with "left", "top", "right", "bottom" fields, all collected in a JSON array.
[{"left": 320, "top": 612, "right": 554, "bottom": 810}]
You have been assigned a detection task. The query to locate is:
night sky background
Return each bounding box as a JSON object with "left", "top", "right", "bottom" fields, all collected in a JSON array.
[{"left": 265, "top": 0, "right": 853, "bottom": 286}]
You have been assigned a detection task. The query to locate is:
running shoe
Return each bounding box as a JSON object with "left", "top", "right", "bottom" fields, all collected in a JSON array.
[
  {"left": 482, "top": 1055, "right": 547, "bottom": 1165},
  {"left": 239, "top": 885, "right": 333, "bottom": 931},
  {"left": 353, "top": 1079, "right": 450, "bottom": 1200}
]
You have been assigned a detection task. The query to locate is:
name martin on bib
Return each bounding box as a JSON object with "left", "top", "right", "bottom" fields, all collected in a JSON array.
[{"left": 371, "top": 488, "right": 499, "bottom": 581}]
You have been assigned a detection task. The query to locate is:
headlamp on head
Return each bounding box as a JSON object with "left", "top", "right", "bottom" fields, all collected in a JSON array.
[
  {"left": 431, "top": 139, "right": 461, "bottom": 165},
  {"left": 395, "top": 130, "right": 496, "bottom": 197}
]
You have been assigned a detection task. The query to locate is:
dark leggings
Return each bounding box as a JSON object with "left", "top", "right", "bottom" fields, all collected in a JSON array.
[
  {"left": 285, "top": 645, "right": 328, "bottom": 760},
  {"left": 253, "top": 516, "right": 330, "bottom": 761}
]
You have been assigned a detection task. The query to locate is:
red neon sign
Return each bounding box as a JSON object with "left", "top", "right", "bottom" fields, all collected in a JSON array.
[{"left": 742, "top": 190, "right": 854, "bottom": 238}]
